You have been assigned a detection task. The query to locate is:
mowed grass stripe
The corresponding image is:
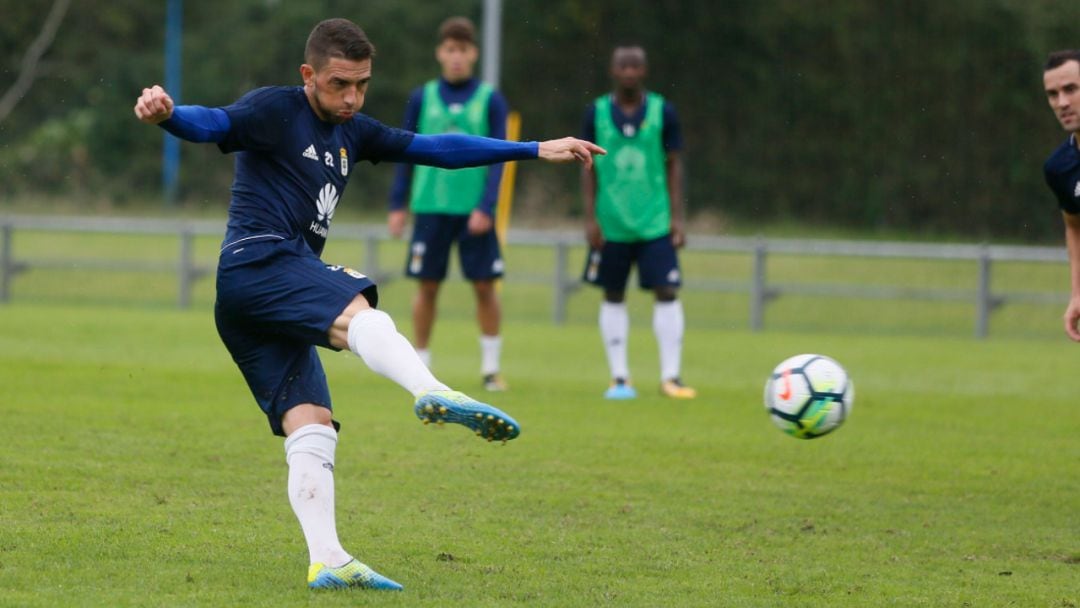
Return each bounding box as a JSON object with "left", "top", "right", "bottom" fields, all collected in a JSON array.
[{"left": 0, "top": 303, "right": 1076, "bottom": 607}]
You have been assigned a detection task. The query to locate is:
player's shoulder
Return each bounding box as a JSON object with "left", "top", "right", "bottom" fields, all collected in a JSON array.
[
  {"left": 1044, "top": 136, "right": 1080, "bottom": 176},
  {"left": 234, "top": 85, "right": 304, "bottom": 107}
]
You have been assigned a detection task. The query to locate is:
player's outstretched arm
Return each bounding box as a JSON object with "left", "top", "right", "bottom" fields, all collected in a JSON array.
[
  {"left": 134, "top": 85, "right": 174, "bottom": 124},
  {"left": 537, "top": 137, "right": 606, "bottom": 169}
]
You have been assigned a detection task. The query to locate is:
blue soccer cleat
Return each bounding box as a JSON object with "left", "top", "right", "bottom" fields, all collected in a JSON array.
[
  {"left": 307, "top": 559, "right": 403, "bottom": 591},
  {"left": 414, "top": 390, "right": 520, "bottom": 442},
  {"left": 604, "top": 378, "right": 637, "bottom": 400}
]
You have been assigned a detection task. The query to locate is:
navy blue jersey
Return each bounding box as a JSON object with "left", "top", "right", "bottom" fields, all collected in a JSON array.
[
  {"left": 1045, "top": 135, "right": 1080, "bottom": 215},
  {"left": 388, "top": 77, "right": 510, "bottom": 213},
  {"left": 581, "top": 93, "right": 682, "bottom": 151},
  {"left": 216, "top": 86, "right": 415, "bottom": 255}
]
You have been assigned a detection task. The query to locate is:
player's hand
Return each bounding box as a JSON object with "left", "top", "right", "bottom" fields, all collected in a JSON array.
[
  {"left": 670, "top": 220, "right": 686, "bottom": 249},
  {"left": 537, "top": 137, "right": 606, "bottom": 168},
  {"left": 585, "top": 218, "right": 604, "bottom": 250},
  {"left": 467, "top": 209, "right": 493, "bottom": 235},
  {"left": 387, "top": 210, "right": 408, "bottom": 239},
  {"left": 134, "top": 85, "right": 175, "bottom": 124},
  {"left": 1064, "top": 295, "right": 1080, "bottom": 341}
]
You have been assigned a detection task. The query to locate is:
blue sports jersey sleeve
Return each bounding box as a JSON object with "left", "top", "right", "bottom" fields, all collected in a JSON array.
[
  {"left": 477, "top": 91, "right": 511, "bottom": 216},
  {"left": 388, "top": 133, "right": 538, "bottom": 167},
  {"left": 662, "top": 101, "right": 682, "bottom": 152},
  {"left": 581, "top": 103, "right": 597, "bottom": 142},
  {"left": 159, "top": 105, "right": 231, "bottom": 143}
]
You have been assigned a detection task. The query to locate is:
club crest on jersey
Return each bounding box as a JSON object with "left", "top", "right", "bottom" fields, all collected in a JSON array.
[
  {"left": 1073, "top": 180, "right": 1080, "bottom": 198},
  {"left": 340, "top": 147, "right": 349, "bottom": 177}
]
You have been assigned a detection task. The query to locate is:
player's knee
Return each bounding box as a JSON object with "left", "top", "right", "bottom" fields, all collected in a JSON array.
[
  {"left": 604, "top": 291, "right": 626, "bottom": 304},
  {"left": 655, "top": 287, "right": 679, "bottom": 302},
  {"left": 346, "top": 308, "right": 396, "bottom": 355}
]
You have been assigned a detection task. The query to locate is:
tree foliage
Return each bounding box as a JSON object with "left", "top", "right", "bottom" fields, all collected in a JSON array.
[{"left": 1, "top": 0, "right": 1077, "bottom": 240}]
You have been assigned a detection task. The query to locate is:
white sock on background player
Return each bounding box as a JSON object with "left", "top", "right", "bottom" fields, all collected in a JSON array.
[
  {"left": 347, "top": 309, "right": 449, "bottom": 397},
  {"left": 479, "top": 334, "right": 502, "bottom": 376},
  {"left": 653, "top": 299, "right": 685, "bottom": 381},
  {"left": 284, "top": 424, "right": 352, "bottom": 567},
  {"left": 599, "top": 301, "right": 630, "bottom": 381}
]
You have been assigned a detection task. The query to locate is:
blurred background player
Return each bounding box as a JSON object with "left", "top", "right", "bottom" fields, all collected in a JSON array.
[
  {"left": 1042, "top": 49, "right": 1080, "bottom": 341},
  {"left": 580, "top": 45, "right": 696, "bottom": 400},
  {"left": 134, "top": 17, "right": 603, "bottom": 592},
  {"left": 388, "top": 17, "right": 510, "bottom": 391}
]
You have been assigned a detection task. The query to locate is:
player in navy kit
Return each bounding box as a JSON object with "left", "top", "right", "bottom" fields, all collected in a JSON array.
[
  {"left": 133, "top": 18, "right": 603, "bottom": 592},
  {"left": 1043, "top": 49, "right": 1080, "bottom": 341},
  {"left": 389, "top": 17, "right": 511, "bottom": 391}
]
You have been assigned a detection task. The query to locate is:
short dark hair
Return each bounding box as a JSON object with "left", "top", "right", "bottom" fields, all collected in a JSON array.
[
  {"left": 1045, "top": 49, "right": 1080, "bottom": 71},
  {"left": 612, "top": 45, "right": 647, "bottom": 67},
  {"left": 305, "top": 18, "right": 375, "bottom": 69},
  {"left": 438, "top": 16, "right": 477, "bottom": 45}
]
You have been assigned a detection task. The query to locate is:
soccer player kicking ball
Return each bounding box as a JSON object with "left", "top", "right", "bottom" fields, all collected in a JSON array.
[{"left": 133, "top": 18, "right": 603, "bottom": 592}]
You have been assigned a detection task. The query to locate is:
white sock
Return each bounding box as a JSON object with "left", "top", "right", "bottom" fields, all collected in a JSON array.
[
  {"left": 479, "top": 334, "right": 502, "bottom": 376},
  {"left": 653, "top": 300, "right": 685, "bottom": 381},
  {"left": 347, "top": 309, "right": 449, "bottom": 397},
  {"left": 599, "top": 302, "right": 630, "bottom": 381},
  {"left": 284, "top": 424, "right": 352, "bottom": 567},
  {"left": 415, "top": 348, "right": 432, "bottom": 369}
]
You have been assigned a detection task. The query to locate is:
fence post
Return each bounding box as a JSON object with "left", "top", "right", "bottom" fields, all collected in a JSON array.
[
  {"left": 553, "top": 241, "right": 569, "bottom": 325},
  {"left": 178, "top": 229, "right": 195, "bottom": 309},
  {"left": 0, "top": 222, "right": 11, "bottom": 303},
  {"left": 750, "top": 238, "right": 768, "bottom": 331},
  {"left": 975, "top": 246, "right": 992, "bottom": 339}
]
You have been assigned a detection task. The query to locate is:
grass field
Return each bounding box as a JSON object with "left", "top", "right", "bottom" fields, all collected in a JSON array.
[{"left": 1, "top": 296, "right": 1078, "bottom": 606}]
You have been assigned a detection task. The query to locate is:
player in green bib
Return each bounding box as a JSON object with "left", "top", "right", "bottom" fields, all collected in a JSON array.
[
  {"left": 581, "top": 46, "right": 696, "bottom": 400},
  {"left": 388, "top": 17, "right": 511, "bottom": 391}
]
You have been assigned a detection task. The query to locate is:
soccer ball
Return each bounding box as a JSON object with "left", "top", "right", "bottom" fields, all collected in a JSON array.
[{"left": 763, "top": 354, "right": 854, "bottom": 439}]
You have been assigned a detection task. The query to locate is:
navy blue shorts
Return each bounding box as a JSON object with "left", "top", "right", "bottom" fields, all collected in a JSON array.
[
  {"left": 582, "top": 234, "right": 682, "bottom": 292},
  {"left": 405, "top": 213, "right": 504, "bottom": 281},
  {"left": 214, "top": 236, "right": 378, "bottom": 436}
]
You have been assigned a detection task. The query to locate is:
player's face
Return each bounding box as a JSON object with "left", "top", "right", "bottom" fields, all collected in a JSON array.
[
  {"left": 611, "top": 57, "right": 646, "bottom": 93},
  {"left": 1045, "top": 60, "right": 1080, "bottom": 133},
  {"left": 436, "top": 39, "right": 478, "bottom": 83},
  {"left": 301, "top": 57, "right": 372, "bottom": 124}
]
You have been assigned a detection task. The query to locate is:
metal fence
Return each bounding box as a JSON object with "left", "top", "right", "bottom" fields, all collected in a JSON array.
[{"left": 0, "top": 214, "right": 1068, "bottom": 337}]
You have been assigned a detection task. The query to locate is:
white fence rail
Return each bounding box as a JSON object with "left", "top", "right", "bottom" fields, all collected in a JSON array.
[{"left": 0, "top": 215, "right": 1068, "bottom": 338}]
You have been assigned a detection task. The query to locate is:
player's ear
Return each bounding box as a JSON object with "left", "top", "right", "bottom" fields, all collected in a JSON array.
[{"left": 300, "top": 64, "right": 315, "bottom": 86}]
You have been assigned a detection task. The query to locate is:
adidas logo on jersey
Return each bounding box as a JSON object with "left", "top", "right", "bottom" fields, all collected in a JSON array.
[
  {"left": 302, "top": 145, "right": 318, "bottom": 161},
  {"left": 1073, "top": 180, "right": 1080, "bottom": 198}
]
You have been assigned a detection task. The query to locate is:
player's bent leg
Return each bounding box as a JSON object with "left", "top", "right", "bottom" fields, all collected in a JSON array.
[{"left": 308, "top": 559, "right": 403, "bottom": 591}]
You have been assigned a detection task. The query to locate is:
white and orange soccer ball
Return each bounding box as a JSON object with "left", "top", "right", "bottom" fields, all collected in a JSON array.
[{"left": 764, "top": 354, "right": 854, "bottom": 439}]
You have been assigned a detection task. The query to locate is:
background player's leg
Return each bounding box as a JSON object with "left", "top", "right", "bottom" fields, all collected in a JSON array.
[
  {"left": 411, "top": 279, "right": 441, "bottom": 368},
  {"left": 652, "top": 287, "right": 696, "bottom": 398},
  {"left": 600, "top": 291, "right": 635, "bottom": 399},
  {"left": 472, "top": 279, "right": 505, "bottom": 390}
]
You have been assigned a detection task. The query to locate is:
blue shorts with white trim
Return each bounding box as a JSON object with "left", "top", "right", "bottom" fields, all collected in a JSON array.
[{"left": 214, "top": 235, "right": 378, "bottom": 436}]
